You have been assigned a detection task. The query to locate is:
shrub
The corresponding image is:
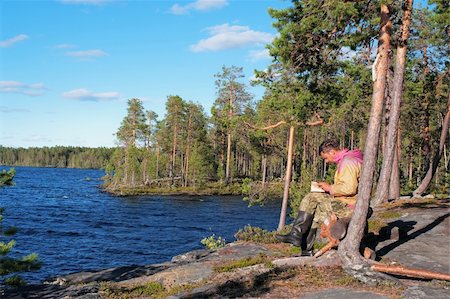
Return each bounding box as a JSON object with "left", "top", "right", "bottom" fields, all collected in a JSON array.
[{"left": 201, "top": 234, "right": 226, "bottom": 250}]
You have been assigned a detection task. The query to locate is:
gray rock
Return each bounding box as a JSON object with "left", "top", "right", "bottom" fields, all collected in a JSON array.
[
  {"left": 302, "top": 288, "right": 389, "bottom": 299},
  {"left": 171, "top": 249, "right": 211, "bottom": 263},
  {"left": 402, "top": 285, "right": 450, "bottom": 299}
]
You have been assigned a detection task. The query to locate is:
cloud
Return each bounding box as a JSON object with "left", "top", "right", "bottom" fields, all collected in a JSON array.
[
  {"left": 190, "top": 23, "right": 273, "bottom": 52},
  {"left": 62, "top": 88, "right": 121, "bottom": 101},
  {"left": 66, "top": 49, "right": 107, "bottom": 58},
  {"left": 0, "top": 81, "right": 46, "bottom": 96},
  {"left": 0, "top": 106, "right": 30, "bottom": 113},
  {"left": 171, "top": 0, "right": 228, "bottom": 15},
  {"left": 60, "top": 0, "right": 108, "bottom": 4},
  {"left": 248, "top": 49, "right": 271, "bottom": 62},
  {"left": 0, "top": 34, "right": 29, "bottom": 48}
]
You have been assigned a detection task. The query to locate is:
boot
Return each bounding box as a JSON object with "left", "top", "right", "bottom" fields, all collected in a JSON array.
[
  {"left": 276, "top": 211, "right": 313, "bottom": 247},
  {"left": 300, "top": 227, "right": 317, "bottom": 256}
]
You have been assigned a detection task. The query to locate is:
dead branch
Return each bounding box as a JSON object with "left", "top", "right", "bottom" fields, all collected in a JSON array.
[
  {"left": 243, "top": 113, "right": 323, "bottom": 131},
  {"left": 372, "top": 264, "right": 450, "bottom": 281}
]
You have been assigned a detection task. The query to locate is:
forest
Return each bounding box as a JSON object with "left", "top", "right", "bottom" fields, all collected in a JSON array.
[
  {"left": 0, "top": 146, "right": 115, "bottom": 169},
  {"left": 103, "top": 0, "right": 449, "bottom": 212}
]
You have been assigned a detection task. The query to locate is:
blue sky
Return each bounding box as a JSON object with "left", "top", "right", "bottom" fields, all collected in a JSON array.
[{"left": 0, "top": 0, "right": 289, "bottom": 148}]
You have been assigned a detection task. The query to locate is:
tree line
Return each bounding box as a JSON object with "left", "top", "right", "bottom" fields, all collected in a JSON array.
[
  {"left": 0, "top": 146, "right": 115, "bottom": 169},
  {"left": 104, "top": 1, "right": 448, "bottom": 207}
]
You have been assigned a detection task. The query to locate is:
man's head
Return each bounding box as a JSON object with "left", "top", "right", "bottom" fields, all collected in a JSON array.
[{"left": 319, "top": 139, "right": 340, "bottom": 164}]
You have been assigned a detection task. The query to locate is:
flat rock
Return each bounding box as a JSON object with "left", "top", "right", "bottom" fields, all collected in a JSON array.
[{"left": 302, "top": 288, "right": 390, "bottom": 299}]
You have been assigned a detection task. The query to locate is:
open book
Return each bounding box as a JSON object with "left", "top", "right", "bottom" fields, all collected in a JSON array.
[{"left": 311, "top": 181, "right": 325, "bottom": 193}]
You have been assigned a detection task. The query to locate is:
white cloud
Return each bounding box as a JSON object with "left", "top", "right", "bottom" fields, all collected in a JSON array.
[
  {"left": 0, "top": 34, "right": 29, "bottom": 48},
  {"left": 62, "top": 88, "right": 121, "bottom": 102},
  {"left": 0, "top": 81, "right": 46, "bottom": 96},
  {"left": 60, "top": 0, "right": 108, "bottom": 4},
  {"left": 66, "top": 49, "right": 107, "bottom": 58},
  {"left": 170, "top": 0, "right": 228, "bottom": 15},
  {"left": 190, "top": 23, "right": 273, "bottom": 52},
  {"left": 248, "top": 49, "right": 271, "bottom": 62}
]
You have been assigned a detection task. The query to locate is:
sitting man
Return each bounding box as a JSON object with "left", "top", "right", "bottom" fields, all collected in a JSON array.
[{"left": 276, "top": 139, "right": 363, "bottom": 256}]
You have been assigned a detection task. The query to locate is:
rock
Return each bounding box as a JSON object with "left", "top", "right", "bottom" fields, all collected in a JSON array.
[
  {"left": 171, "top": 249, "right": 211, "bottom": 263},
  {"left": 302, "top": 288, "right": 390, "bottom": 299},
  {"left": 402, "top": 285, "right": 450, "bottom": 299}
]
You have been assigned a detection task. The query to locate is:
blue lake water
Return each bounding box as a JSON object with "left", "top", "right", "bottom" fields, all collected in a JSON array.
[{"left": 0, "top": 166, "right": 282, "bottom": 283}]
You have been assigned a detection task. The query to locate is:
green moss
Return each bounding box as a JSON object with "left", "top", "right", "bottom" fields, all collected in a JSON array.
[
  {"left": 378, "top": 211, "right": 402, "bottom": 219},
  {"left": 99, "top": 281, "right": 202, "bottom": 299},
  {"left": 213, "top": 253, "right": 269, "bottom": 273},
  {"left": 367, "top": 219, "right": 386, "bottom": 234}
]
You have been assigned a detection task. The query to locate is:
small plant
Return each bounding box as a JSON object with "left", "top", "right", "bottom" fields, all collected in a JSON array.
[
  {"left": 201, "top": 234, "right": 226, "bottom": 250},
  {"left": 234, "top": 225, "right": 278, "bottom": 243},
  {"left": 0, "top": 168, "right": 15, "bottom": 186}
]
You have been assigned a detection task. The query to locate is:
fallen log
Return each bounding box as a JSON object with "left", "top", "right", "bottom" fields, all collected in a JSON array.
[{"left": 372, "top": 264, "right": 450, "bottom": 281}]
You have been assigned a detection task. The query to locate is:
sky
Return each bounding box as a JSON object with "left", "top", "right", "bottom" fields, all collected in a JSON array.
[{"left": 0, "top": 0, "right": 290, "bottom": 148}]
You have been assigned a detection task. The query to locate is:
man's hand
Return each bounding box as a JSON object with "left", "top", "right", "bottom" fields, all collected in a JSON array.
[{"left": 318, "top": 182, "right": 332, "bottom": 193}]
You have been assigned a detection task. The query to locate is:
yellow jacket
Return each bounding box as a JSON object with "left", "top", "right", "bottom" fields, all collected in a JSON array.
[{"left": 330, "top": 150, "right": 363, "bottom": 205}]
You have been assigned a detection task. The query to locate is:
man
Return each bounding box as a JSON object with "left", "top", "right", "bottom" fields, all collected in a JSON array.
[{"left": 276, "top": 139, "right": 363, "bottom": 256}]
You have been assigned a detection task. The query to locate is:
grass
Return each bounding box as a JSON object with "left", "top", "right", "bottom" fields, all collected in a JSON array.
[
  {"left": 213, "top": 253, "right": 270, "bottom": 273},
  {"left": 99, "top": 281, "right": 201, "bottom": 299},
  {"left": 270, "top": 265, "right": 405, "bottom": 298}
]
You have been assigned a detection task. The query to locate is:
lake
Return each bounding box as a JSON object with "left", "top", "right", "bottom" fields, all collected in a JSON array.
[{"left": 0, "top": 166, "right": 282, "bottom": 283}]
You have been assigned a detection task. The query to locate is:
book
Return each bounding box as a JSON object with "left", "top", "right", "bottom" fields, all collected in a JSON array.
[{"left": 311, "top": 181, "right": 325, "bottom": 193}]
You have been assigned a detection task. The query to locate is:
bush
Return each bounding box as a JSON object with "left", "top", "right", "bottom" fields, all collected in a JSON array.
[
  {"left": 201, "top": 234, "right": 226, "bottom": 250},
  {"left": 234, "top": 225, "right": 279, "bottom": 244}
]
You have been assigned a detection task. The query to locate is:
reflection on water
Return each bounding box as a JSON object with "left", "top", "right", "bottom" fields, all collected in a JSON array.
[{"left": 0, "top": 166, "right": 280, "bottom": 283}]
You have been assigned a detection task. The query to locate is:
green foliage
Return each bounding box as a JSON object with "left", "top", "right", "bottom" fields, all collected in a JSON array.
[
  {"left": 0, "top": 168, "right": 15, "bottom": 186},
  {"left": 234, "top": 225, "right": 278, "bottom": 244},
  {"left": 0, "top": 208, "right": 41, "bottom": 285},
  {"left": 200, "top": 234, "right": 226, "bottom": 250},
  {"left": 0, "top": 146, "right": 114, "bottom": 169}
]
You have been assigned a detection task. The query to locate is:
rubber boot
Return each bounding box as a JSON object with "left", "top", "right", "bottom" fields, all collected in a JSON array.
[
  {"left": 276, "top": 211, "right": 313, "bottom": 247},
  {"left": 300, "top": 227, "right": 317, "bottom": 256}
]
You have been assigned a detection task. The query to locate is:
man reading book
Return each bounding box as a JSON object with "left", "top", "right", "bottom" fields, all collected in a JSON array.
[{"left": 276, "top": 139, "right": 363, "bottom": 256}]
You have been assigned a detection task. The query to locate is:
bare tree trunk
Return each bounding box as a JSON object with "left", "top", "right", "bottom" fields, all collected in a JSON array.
[
  {"left": 338, "top": 4, "right": 393, "bottom": 284},
  {"left": 414, "top": 93, "right": 450, "bottom": 196},
  {"left": 225, "top": 82, "right": 234, "bottom": 184},
  {"left": 278, "top": 125, "right": 295, "bottom": 231},
  {"left": 262, "top": 154, "right": 267, "bottom": 186},
  {"left": 389, "top": 130, "right": 401, "bottom": 199},
  {"left": 156, "top": 145, "right": 160, "bottom": 179},
  {"left": 171, "top": 124, "right": 178, "bottom": 181},
  {"left": 184, "top": 113, "right": 192, "bottom": 187},
  {"left": 373, "top": 0, "right": 412, "bottom": 206}
]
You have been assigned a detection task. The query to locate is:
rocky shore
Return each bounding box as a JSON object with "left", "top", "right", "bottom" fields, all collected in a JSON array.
[{"left": 3, "top": 198, "right": 450, "bottom": 299}]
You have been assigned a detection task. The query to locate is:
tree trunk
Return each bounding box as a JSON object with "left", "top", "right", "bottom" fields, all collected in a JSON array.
[
  {"left": 225, "top": 82, "right": 234, "bottom": 184},
  {"left": 262, "top": 154, "right": 267, "bottom": 186},
  {"left": 184, "top": 113, "right": 192, "bottom": 187},
  {"left": 338, "top": 4, "right": 392, "bottom": 284},
  {"left": 414, "top": 92, "right": 450, "bottom": 196},
  {"left": 277, "top": 125, "right": 295, "bottom": 231},
  {"left": 389, "top": 131, "right": 401, "bottom": 199},
  {"left": 171, "top": 124, "right": 178, "bottom": 180},
  {"left": 373, "top": 0, "right": 412, "bottom": 206},
  {"left": 156, "top": 145, "right": 160, "bottom": 178}
]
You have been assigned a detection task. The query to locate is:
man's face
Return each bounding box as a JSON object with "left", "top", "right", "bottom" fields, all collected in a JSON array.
[{"left": 320, "top": 149, "right": 336, "bottom": 164}]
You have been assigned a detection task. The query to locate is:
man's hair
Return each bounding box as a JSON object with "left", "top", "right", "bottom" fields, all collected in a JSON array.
[{"left": 319, "top": 139, "right": 340, "bottom": 154}]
